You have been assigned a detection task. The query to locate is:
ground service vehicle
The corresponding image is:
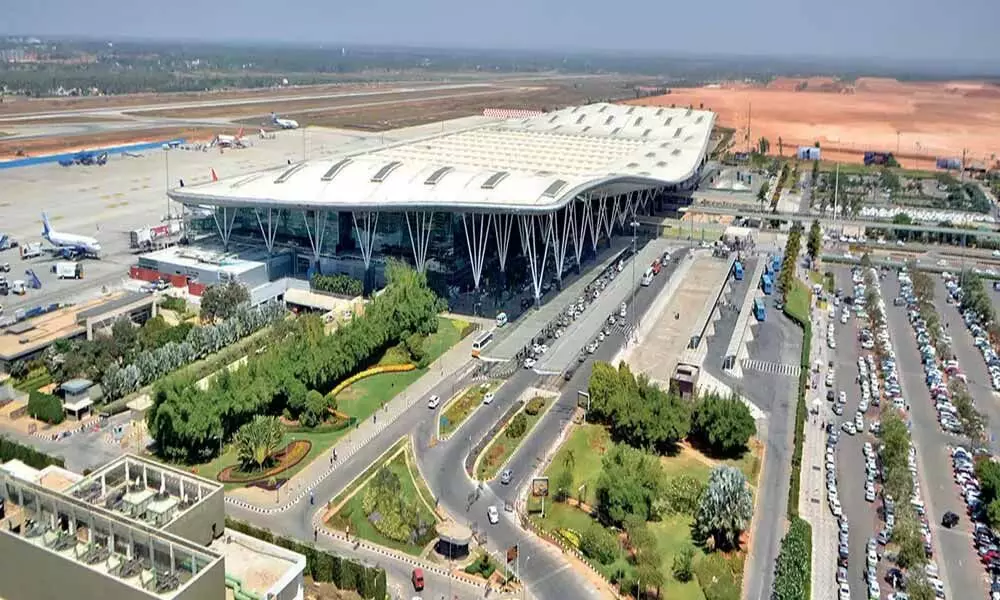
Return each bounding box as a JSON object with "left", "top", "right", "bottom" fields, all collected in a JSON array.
[
  {"left": 19, "top": 243, "right": 42, "bottom": 260},
  {"left": 753, "top": 298, "right": 766, "bottom": 321},
  {"left": 761, "top": 274, "right": 774, "bottom": 295},
  {"left": 52, "top": 262, "right": 83, "bottom": 279},
  {"left": 733, "top": 261, "right": 744, "bottom": 280},
  {"left": 471, "top": 330, "right": 494, "bottom": 358}
]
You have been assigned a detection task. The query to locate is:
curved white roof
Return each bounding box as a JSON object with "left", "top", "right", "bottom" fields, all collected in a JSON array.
[{"left": 168, "top": 102, "right": 716, "bottom": 214}]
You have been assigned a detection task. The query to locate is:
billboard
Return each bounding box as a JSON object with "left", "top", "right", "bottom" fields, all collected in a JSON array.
[
  {"left": 531, "top": 477, "right": 549, "bottom": 497},
  {"left": 797, "top": 147, "right": 821, "bottom": 161},
  {"left": 936, "top": 157, "right": 962, "bottom": 170},
  {"left": 863, "top": 151, "right": 894, "bottom": 166},
  {"left": 732, "top": 152, "right": 750, "bottom": 162}
]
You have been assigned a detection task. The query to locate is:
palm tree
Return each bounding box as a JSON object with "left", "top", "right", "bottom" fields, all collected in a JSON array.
[
  {"left": 234, "top": 415, "right": 283, "bottom": 472},
  {"left": 562, "top": 448, "right": 576, "bottom": 473}
]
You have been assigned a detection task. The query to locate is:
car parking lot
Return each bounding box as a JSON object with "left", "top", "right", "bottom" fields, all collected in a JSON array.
[{"left": 883, "top": 271, "right": 987, "bottom": 599}]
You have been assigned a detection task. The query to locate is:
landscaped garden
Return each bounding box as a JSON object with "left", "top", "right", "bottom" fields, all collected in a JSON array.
[
  {"left": 476, "top": 395, "right": 551, "bottom": 480},
  {"left": 145, "top": 263, "right": 463, "bottom": 488},
  {"left": 438, "top": 381, "right": 499, "bottom": 438},
  {"left": 530, "top": 361, "right": 761, "bottom": 600},
  {"left": 326, "top": 443, "right": 439, "bottom": 556}
]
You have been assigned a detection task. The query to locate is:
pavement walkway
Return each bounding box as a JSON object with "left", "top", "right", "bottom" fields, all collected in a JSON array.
[{"left": 227, "top": 331, "right": 480, "bottom": 511}]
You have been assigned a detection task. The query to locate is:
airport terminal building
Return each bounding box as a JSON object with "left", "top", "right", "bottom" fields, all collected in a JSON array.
[{"left": 167, "top": 103, "right": 716, "bottom": 305}]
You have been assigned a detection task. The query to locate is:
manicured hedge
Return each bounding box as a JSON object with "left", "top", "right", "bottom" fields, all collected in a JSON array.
[
  {"left": 328, "top": 363, "right": 415, "bottom": 397},
  {"left": 782, "top": 280, "right": 811, "bottom": 519},
  {"left": 28, "top": 389, "right": 65, "bottom": 425},
  {"left": 772, "top": 517, "right": 812, "bottom": 600},
  {"left": 0, "top": 436, "right": 65, "bottom": 469},
  {"left": 311, "top": 273, "right": 363, "bottom": 297},
  {"left": 225, "top": 518, "right": 387, "bottom": 599}
]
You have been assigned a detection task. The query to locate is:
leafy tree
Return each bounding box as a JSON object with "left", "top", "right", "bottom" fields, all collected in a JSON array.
[
  {"left": 772, "top": 517, "right": 811, "bottom": 600},
  {"left": 653, "top": 474, "right": 705, "bottom": 517},
  {"left": 234, "top": 415, "right": 283, "bottom": 472},
  {"left": 892, "top": 212, "right": 913, "bottom": 225},
  {"left": 757, "top": 137, "right": 770, "bottom": 155},
  {"left": 694, "top": 466, "right": 753, "bottom": 551},
  {"left": 554, "top": 468, "right": 574, "bottom": 502},
  {"left": 672, "top": 545, "right": 695, "bottom": 582},
  {"left": 892, "top": 510, "right": 928, "bottom": 569},
  {"left": 8, "top": 360, "right": 28, "bottom": 380},
  {"left": 506, "top": 413, "right": 528, "bottom": 438},
  {"left": 690, "top": 392, "right": 756, "bottom": 456},
  {"left": 299, "top": 390, "right": 330, "bottom": 428},
  {"left": 906, "top": 574, "right": 936, "bottom": 600},
  {"left": 976, "top": 460, "right": 1000, "bottom": 505},
  {"left": 807, "top": 220, "right": 822, "bottom": 264},
  {"left": 595, "top": 444, "right": 665, "bottom": 525},
  {"left": 579, "top": 523, "right": 618, "bottom": 564},
  {"left": 28, "top": 390, "right": 64, "bottom": 425},
  {"left": 200, "top": 280, "right": 251, "bottom": 323}
]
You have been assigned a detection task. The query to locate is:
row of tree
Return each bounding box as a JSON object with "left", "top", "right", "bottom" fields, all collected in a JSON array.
[
  {"left": 771, "top": 518, "right": 811, "bottom": 600},
  {"left": 586, "top": 361, "right": 755, "bottom": 457},
  {"left": 806, "top": 220, "right": 822, "bottom": 265},
  {"left": 102, "top": 301, "right": 285, "bottom": 402},
  {"left": 146, "top": 262, "right": 441, "bottom": 462},
  {"left": 311, "top": 273, "right": 363, "bottom": 297},
  {"left": 958, "top": 271, "right": 1000, "bottom": 346},
  {"left": 777, "top": 223, "right": 803, "bottom": 300}
]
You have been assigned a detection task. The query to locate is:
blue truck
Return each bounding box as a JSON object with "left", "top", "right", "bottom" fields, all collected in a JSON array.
[
  {"left": 733, "top": 261, "right": 744, "bottom": 281},
  {"left": 753, "top": 297, "right": 766, "bottom": 321},
  {"left": 761, "top": 274, "right": 773, "bottom": 295}
]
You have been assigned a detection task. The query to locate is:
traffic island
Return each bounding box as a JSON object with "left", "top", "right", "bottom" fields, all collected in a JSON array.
[
  {"left": 473, "top": 389, "right": 556, "bottom": 481},
  {"left": 437, "top": 380, "right": 501, "bottom": 440}
]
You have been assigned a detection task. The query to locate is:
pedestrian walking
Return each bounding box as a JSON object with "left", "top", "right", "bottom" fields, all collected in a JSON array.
[
  {"left": 314, "top": 528, "right": 318, "bottom": 541},
  {"left": 309, "top": 490, "right": 314, "bottom": 505}
]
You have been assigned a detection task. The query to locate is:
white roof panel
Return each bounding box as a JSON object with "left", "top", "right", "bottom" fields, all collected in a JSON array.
[{"left": 169, "top": 102, "right": 716, "bottom": 213}]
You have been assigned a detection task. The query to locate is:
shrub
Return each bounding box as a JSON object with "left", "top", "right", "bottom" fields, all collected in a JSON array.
[
  {"left": 525, "top": 397, "right": 545, "bottom": 415},
  {"left": 463, "top": 554, "right": 496, "bottom": 579},
  {"left": 672, "top": 545, "right": 695, "bottom": 582},
  {"left": 772, "top": 517, "right": 812, "bottom": 600},
  {"left": 694, "top": 552, "right": 740, "bottom": 600},
  {"left": 159, "top": 296, "right": 187, "bottom": 313},
  {"left": 0, "top": 436, "right": 64, "bottom": 468},
  {"left": 653, "top": 474, "right": 705, "bottom": 517},
  {"left": 311, "top": 273, "right": 363, "bottom": 297},
  {"left": 506, "top": 413, "right": 528, "bottom": 438},
  {"left": 580, "top": 523, "right": 618, "bottom": 565},
  {"left": 28, "top": 390, "right": 64, "bottom": 425}
]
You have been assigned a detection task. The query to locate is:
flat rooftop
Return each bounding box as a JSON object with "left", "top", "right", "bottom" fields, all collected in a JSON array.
[
  {"left": 0, "top": 472, "right": 222, "bottom": 599},
  {"left": 65, "top": 455, "right": 222, "bottom": 531},
  {"left": 0, "top": 298, "right": 104, "bottom": 360},
  {"left": 168, "top": 103, "right": 716, "bottom": 213},
  {"left": 210, "top": 528, "right": 305, "bottom": 599},
  {"left": 139, "top": 244, "right": 271, "bottom": 276}
]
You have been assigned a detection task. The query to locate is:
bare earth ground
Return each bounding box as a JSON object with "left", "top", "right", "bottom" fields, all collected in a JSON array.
[
  {"left": 627, "top": 77, "right": 1000, "bottom": 169},
  {"left": 0, "top": 115, "right": 130, "bottom": 125},
  {"left": 0, "top": 126, "right": 239, "bottom": 160}
]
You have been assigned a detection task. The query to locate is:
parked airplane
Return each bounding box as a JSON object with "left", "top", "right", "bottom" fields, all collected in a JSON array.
[
  {"left": 212, "top": 127, "right": 246, "bottom": 148},
  {"left": 271, "top": 113, "right": 299, "bottom": 129},
  {"left": 42, "top": 213, "right": 102, "bottom": 257}
]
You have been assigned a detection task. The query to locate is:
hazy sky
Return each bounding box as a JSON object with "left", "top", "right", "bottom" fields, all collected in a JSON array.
[{"left": 3, "top": 0, "right": 999, "bottom": 61}]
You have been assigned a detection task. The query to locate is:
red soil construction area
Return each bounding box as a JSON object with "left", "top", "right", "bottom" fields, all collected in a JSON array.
[{"left": 627, "top": 78, "right": 1000, "bottom": 170}]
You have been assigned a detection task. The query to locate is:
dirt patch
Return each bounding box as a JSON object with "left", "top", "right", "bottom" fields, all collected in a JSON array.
[
  {"left": 304, "top": 579, "right": 362, "bottom": 600},
  {"left": 627, "top": 79, "right": 1000, "bottom": 169},
  {"left": 0, "top": 126, "right": 235, "bottom": 160},
  {"left": 0, "top": 115, "right": 131, "bottom": 125},
  {"left": 217, "top": 440, "right": 312, "bottom": 484}
]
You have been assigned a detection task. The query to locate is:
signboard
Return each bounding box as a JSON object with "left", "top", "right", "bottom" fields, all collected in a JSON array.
[
  {"left": 936, "top": 157, "right": 961, "bottom": 170},
  {"left": 506, "top": 544, "right": 519, "bottom": 563},
  {"left": 531, "top": 477, "right": 549, "bottom": 497},
  {"left": 797, "top": 146, "right": 821, "bottom": 161}
]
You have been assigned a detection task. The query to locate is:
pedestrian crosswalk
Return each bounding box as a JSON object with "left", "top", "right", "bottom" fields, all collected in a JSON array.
[{"left": 741, "top": 359, "right": 801, "bottom": 377}]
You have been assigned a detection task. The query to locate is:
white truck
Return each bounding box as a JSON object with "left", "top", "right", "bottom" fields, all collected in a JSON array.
[
  {"left": 19, "top": 242, "right": 43, "bottom": 259},
  {"left": 130, "top": 222, "right": 181, "bottom": 250},
  {"left": 52, "top": 262, "right": 83, "bottom": 279}
]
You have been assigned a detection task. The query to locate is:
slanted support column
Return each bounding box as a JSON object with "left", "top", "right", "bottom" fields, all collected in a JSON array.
[
  {"left": 301, "top": 209, "right": 328, "bottom": 267},
  {"left": 568, "top": 197, "right": 584, "bottom": 270},
  {"left": 582, "top": 194, "right": 597, "bottom": 253},
  {"left": 599, "top": 193, "right": 614, "bottom": 243},
  {"left": 617, "top": 191, "right": 634, "bottom": 229},
  {"left": 461, "top": 213, "right": 492, "bottom": 290},
  {"left": 253, "top": 208, "right": 279, "bottom": 254},
  {"left": 211, "top": 207, "right": 238, "bottom": 251},
  {"left": 351, "top": 211, "right": 379, "bottom": 270},
  {"left": 550, "top": 206, "right": 573, "bottom": 286},
  {"left": 493, "top": 213, "right": 514, "bottom": 272},
  {"left": 404, "top": 211, "right": 435, "bottom": 273},
  {"left": 518, "top": 214, "right": 552, "bottom": 306}
]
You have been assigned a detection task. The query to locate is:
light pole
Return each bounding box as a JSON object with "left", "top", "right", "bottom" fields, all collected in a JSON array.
[
  {"left": 630, "top": 219, "right": 639, "bottom": 338},
  {"left": 164, "top": 148, "right": 171, "bottom": 221}
]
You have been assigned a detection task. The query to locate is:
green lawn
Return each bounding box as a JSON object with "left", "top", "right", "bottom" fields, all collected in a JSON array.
[
  {"left": 439, "top": 380, "right": 499, "bottom": 438},
  {"left": 785, "top": 279, "right": 811, "bottom": 324},
  {"left": 327, "top": 450, "right": 438, "bottom": 556},
  {"left": 476, "top": 396, "right": 552, "bottom": 480},
  {"left": 650, "top": 515, "right": 706, "bottom": 600},
  {"left": 542, "top": 423, "right": 610, "bottom": 506}
]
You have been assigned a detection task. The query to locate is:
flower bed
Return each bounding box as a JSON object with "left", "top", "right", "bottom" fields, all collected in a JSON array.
[
  {"left": 329, "top": 363, "right": 415, "bottom": 398},
  {"left": 217, "top": 440, "right": 312, "bottom": 483}
]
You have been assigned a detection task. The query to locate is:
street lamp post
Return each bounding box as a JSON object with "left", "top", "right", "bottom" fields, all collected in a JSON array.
[{"left": 630, "top": 219, "right": 639, "bottom": 338}]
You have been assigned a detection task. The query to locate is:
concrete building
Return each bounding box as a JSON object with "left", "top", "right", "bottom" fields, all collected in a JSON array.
[{"left": 0, "top": 454, "right": 305, "bottom": 600}]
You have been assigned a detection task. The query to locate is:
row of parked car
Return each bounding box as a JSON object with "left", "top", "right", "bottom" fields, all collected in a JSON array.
[
  {"left": 898, "top": 271, "right": 964, "bottom": 436},
  {"left": 943, "top": 272, "right": 1000, "bottom": 392}
]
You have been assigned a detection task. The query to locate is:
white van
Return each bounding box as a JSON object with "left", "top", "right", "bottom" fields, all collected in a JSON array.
[
  {"left": 495, "top": 312, "right": 508, "bottom": 328},
  {"left": 640, "top": 267, "right": 654, "bottom": 286}
]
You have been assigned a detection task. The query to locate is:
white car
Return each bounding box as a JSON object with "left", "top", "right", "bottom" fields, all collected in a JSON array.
[
  {"left": 523, "top": 358, "right": 536, "bottom": 369},
  {"left": 619, "top": 302, "right": 627, "bottom": 318},
  {"left": 483, "top": 392, "right": 495, "bottom": 405},
  {"left": 838, "top": 582, "right": 850, "bottom": 600},
  {"left": 855, "top": 412, "right": 864, "bottom": 431},
  {"left": 427, "top": 395, "right": 441, "bottom": 409},
  {"left": 487, "top": 505, "right": 499, "bottom": 524}
]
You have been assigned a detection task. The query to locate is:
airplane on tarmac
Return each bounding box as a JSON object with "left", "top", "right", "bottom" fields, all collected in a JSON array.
[
  {"left": 270, "top": 113, "right": 299, "bottom": 129},
  {"left": 212, "top": 127, "right": 246, "bottom": 148},
  {"left": 41, "top": 213, "right": 102, "bottom": 257}
]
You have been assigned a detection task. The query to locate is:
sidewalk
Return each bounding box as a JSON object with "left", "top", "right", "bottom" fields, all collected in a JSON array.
[
  {"left": 797, "top": 274, "right": 838, "bottom": 600},
  {"left": 227, "top": 331, "right": 479, "bottom": 511}
]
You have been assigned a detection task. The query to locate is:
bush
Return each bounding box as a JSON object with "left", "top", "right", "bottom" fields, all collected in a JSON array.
[
  {"left": 463, "top": 553, "right": 496, "bottom": 579},
  {"left": 525, "top": 397, "right": 545, "bottom": 415},
  {"left": 159, "top": 296, "right": 187, "bottom": 313},
  {"left": 772, "top": 517, "right": 812, "bottom": 600},
  {"left": 653, "top": 474, "right": 705, "bottom": 517},
  {"left": 311, "top": 273, "right": 363, "bottom": 297},
  {"left": 506, "top": 413, "right": 528, "bottom": 438},
  {"left": 28, "top": 390, "right": 64, "bottom": 425},
  {"left": 672, "top": 545, "right": 695, "bottom": 582},
  {"left": 0, "top": 436, "right": 64, "bottom": 469},
  {"left": 580, "top": 523, "right": 618, "bottom": 565}
]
